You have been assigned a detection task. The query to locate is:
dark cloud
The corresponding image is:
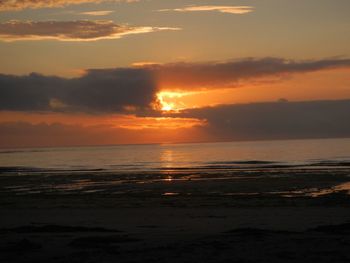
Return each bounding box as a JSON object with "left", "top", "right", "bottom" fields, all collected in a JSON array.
[
  {"left": 65, "top": 68, "right": 157, "bottom": 112},
  {"left": 0, "top": 20, "right": 179, "bottom": 41},
  {"left": 0, "top": 73, "right": 65, "bottom": 111},
  {"left": 1, "top": 99, "right": 350, "bottom": 147},
  {"left": 177, "top": 99, "right": 350, "bottom": 141},
  {"left": 0, "top": 68, "right": 157, "bottom": 113},
  {"left": 1, "top": 57, "right": 350, "bottom": 113},
  {"left": 0, "top": 0, "right": 139, "bottom": 11},
  {"left": 151, "top": 57, "right": 350, "bottom": 89}
]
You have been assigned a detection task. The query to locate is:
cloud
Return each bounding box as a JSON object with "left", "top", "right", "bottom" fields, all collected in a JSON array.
[
  {"left": 1, "top": 99, "right": 350, "bottom": 147},
  {"left": 159, "top": 5, "right": 254, "bottom": 15},
  {"left": 79, "top": 10, "right": 114, "bottom": 16},
  {"left": 1, "top": 57, "right": 350, "bottom": 113},
  {"left": 149, "top": 57, "right": 350, "bottom": 90},
  {"left": 0, "top": 20, "right": 180, "bottom": 41},
  {"left": 0, "top": 68, "right": 158, "bottom": 113},
  {"left": 0, "top": 0, "right": 139, "bottom": 11},
  {"left": 176, "top": 99, "right": 350, "bottom": 141}
]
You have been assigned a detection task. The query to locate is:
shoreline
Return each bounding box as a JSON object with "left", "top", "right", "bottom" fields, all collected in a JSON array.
[{"left": 1, "top": 166, "right": 350, "bottom": 262}]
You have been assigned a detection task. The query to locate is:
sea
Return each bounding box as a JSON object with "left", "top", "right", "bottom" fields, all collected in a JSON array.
[
  {"left": 1, "top": 138, "right": 350, "bottom": 197},
  {"left": 1, "top": 138, "right": 350, "bottom": 173}
]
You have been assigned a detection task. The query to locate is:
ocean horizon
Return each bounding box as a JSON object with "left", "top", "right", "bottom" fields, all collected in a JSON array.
[{"left": 1, "top": 137, "right": 350, "bottom": 172}]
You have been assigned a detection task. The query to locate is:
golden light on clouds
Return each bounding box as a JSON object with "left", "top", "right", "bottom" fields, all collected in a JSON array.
[
  {"left": 0, "top": 0, "right": 139, "bottom": 11},
  {"left": 79, "top": 10, "right": 114, "bottom": 16},
  {"left": 159, "top": 5, "right": 254, "bottom": 15},
  {"left": 0, "top": 111, "right": 206, "bottom": 131},
  {"left": 117, "top": 117, "right": 206, "bottom": 130},
  {"left": 0, "top": 112, "right": 210, "bottom": 148},
  {"left": 0, "top": 20, "right": 181, "bottom": 42}
]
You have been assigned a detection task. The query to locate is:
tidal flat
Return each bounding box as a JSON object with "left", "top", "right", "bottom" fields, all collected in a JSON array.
[{"left": 1, "top": 164, "right": 350, "bottom": 262}]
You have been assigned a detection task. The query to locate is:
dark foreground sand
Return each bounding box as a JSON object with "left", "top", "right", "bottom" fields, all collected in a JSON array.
[
  {"left": 1, "top": 168, "right": 350, "bottom": 262},
  {"left": 1, "top": 205, "right": 350, "bottom": 263}
]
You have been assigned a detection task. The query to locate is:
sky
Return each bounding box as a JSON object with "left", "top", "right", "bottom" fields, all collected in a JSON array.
[{"left": 0, "top": 0, "right": 350, "bottom": 148}]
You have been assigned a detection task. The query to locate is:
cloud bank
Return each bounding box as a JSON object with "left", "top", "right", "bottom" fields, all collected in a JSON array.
[
  {"left": 150, "top": 57, "right": 350, "bottom": 90},
  {"left": 178, "top": 99, "right": 350, "bottom": 141},
  {"left": 159, "top": 5, "right": 254, "bottom": 15},
  {"left": 0, "top": 0, "right": 138, "bottom": 11},
  {"left": 1, "top": 57, "right": 350, "bottom": 113},
  {"left": 1, "top": 99, "right": 350, "bottom": 147},
  {"left": 0, "top": 68, "right": 157, "bottom": 113},
  {"left": 0, "top": 20, "right": 179, "bottom": 41}
]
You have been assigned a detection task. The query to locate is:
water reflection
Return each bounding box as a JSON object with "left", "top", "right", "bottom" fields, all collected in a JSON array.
[
  {"left": 160, "top": 150, "right": 174, "bottom": 169},
  {"left": 164, "top": 176, "right": 173, "bottom": 182},
  {"left": 309, "top": 182, "right": 350, "bottom": 197},
  {"left": 162, "top": 192, "right": 179, "bottom": 196}
]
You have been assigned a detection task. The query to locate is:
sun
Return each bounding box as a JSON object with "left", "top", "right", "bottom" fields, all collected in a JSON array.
[
  {"left": 161, "top": 103, "right": 174, "bottom": 112},
  {"left": 156, "top": 91, "right": 182, "bottom": 112}
]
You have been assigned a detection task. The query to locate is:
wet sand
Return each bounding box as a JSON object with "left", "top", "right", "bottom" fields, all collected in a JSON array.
[
  {"left": 1, "top": 167, "right": 350, "bottom": 262},
  {"left": 1, "top": 206, "right": 350, "bottom": 263}
]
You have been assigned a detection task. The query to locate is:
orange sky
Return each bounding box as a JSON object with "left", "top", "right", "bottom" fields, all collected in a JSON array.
[
  {"left": 157, "top": 68, "right": 350, "bottom": 110},
  {"left": 0, "top": 1, "right": 350, "bottom": 147},
  {"left": 1, "top": 64, "right": 350, "bottom": 148}
]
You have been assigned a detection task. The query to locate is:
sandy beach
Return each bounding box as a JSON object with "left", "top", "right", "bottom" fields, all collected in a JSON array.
[
  {"left": 1, "top": 165, "right": 350, "bottom": 262},
  {"left": 1, "top": 207, "right": 350, "bottom": 263}
]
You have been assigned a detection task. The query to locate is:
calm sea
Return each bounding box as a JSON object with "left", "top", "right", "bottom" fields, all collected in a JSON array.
[{"left": 1, "top": 138, "right": 350, "bottom": 173}]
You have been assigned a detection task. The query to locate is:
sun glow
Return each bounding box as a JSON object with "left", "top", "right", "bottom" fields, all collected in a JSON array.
[
  {"left": 156, "top": 91, "right": 196, "bottom": 112},
  {"left": 157, "top": 91, "right": 178, "bottom": 112},
  {"left": 162, "top": 104, "right": 173, "bottom": 111}
]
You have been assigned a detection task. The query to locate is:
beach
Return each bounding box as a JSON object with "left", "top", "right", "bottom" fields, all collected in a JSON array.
[
  {"left": 1, "top": 207, "right": 350, "bottom": 263},
  {"left": 1, "top": 156, "right": 350, "bottom": 262}
]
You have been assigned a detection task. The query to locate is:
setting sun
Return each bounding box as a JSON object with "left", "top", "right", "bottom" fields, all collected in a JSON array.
[
  {"left": 156, "top": 91, "right": 200, "bottom": 112},
  {"left": 157, "top": 91, "right": 182, "bottom": 112},
  {"left": 161, "top": 104, "right": 173, "bottom": 112}
]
